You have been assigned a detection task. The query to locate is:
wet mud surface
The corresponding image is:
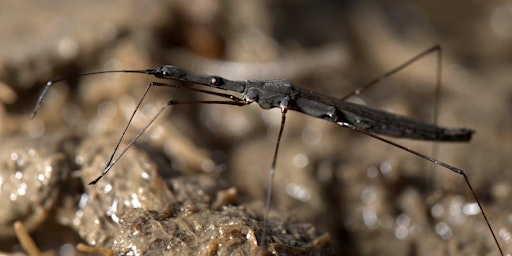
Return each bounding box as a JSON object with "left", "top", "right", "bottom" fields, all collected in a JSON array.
[{"left": 1, "top": 1, "right": 512, "bottom": 255}]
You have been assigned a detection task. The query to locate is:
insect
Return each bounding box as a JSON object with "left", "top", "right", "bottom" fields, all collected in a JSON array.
[{"left": 32, "top": 45, "right": 504, "bottom": 255}]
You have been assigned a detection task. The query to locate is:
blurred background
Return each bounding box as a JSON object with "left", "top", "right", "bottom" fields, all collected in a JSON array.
[{"left": 1, "top": 0, "right": 512, "bottom": 255}]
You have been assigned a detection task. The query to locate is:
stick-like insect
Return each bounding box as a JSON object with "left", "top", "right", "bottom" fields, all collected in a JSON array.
[{"left": 31, "top": 45, "right": 504, "bottom": 255}]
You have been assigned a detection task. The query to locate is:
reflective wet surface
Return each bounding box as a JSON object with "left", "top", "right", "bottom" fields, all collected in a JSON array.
[{"left": 1, "top": 1, "right": 512, "bottom": 255}]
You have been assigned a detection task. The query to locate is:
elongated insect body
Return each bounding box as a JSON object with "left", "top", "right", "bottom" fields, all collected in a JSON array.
[{"left": 32, "top": 46, "right": 504, "bottom": 255}]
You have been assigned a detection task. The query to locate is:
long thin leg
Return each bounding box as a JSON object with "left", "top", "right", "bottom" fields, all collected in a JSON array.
[
  {"left": 150, "top": 81, "right": 244, "bottom": 102},
  {"left": 429, "top": 46, "right": 442, "bottom": 189},
  {"left": 346, "top": 45, "right": 444, "bottom": 203},
  {"left": 341, "top": 45, "right": 441, "bottom": 100},
  {"left": 103, "top": 81, "right": 246, "bottom": 171},
  {"left": 260, "top": 105, "right": 288, "bottom": 253},
  {"left": 338, "top": 122, "right": 504, "bottom": 256},
  {"left": 342, "top": 45, "right": 443, "bottom": 176},
  {"left": 89, "top": 81, "right": 249, "bottom": 185},
  {"left": 103, "top": 83, "right": 153, "bottom": 175},
  {"left": 89, "top": 98, "right": 249, "bottom": 185}
]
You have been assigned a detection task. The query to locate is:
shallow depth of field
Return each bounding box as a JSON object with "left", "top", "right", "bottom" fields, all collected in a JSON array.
[{"left": 1, "top": 1, "right": 512, "bottom": 255}]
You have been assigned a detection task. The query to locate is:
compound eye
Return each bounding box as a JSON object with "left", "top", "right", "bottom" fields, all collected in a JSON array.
[
  {"left": 159, "top": 66, "right": 178, "bottom": 77},
  {"left": 210, "top": 76, "right": 222, "bottom": 87},
  {"left": 157, "top": 67, "right": 170, "bottom": 77}
]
